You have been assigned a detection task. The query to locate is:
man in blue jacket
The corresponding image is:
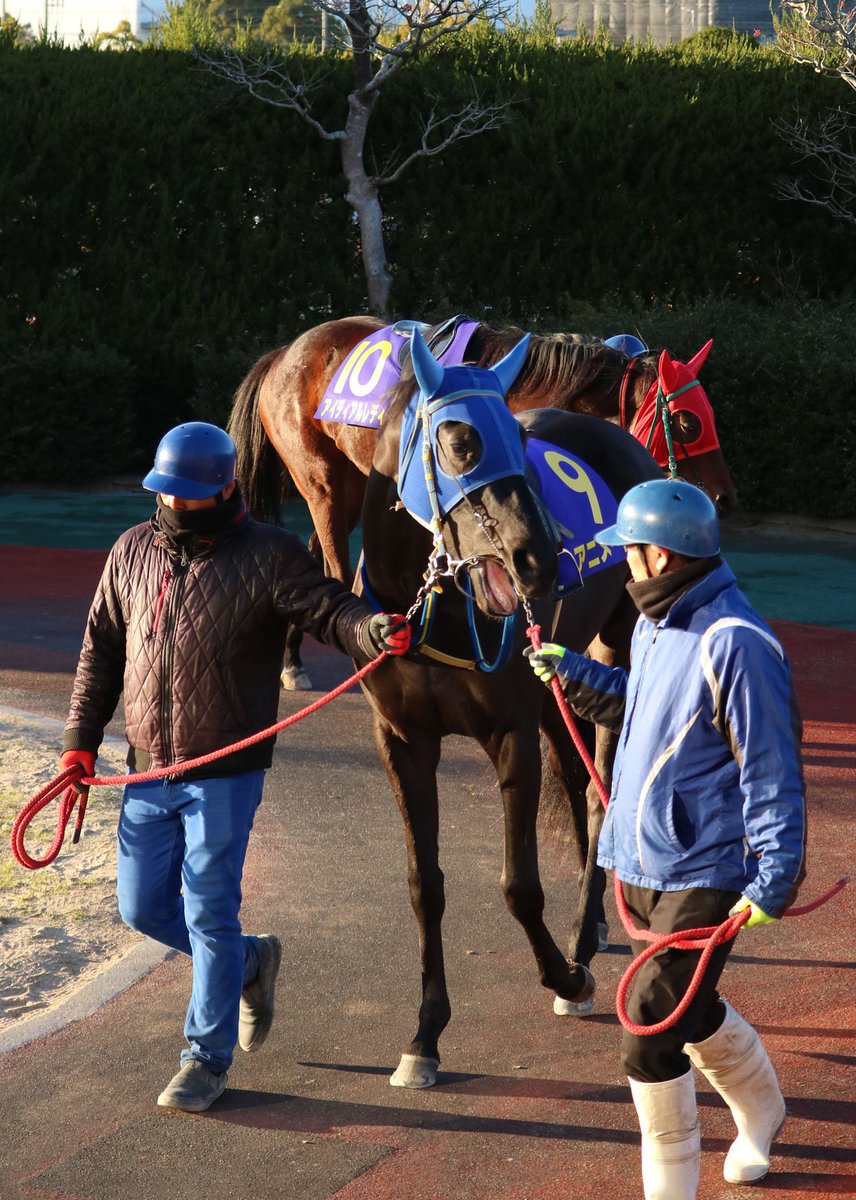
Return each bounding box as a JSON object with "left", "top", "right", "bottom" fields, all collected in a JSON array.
[{"left": 526, "top": 479, "right": 806, "bottom": 1200}]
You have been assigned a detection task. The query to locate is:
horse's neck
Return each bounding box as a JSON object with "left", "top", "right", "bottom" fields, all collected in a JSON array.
[
  {"left": 361, "top": 468, "right": 430, "bottom": 610},
  {"left": 615, "top": 359, "right": 656, "bottom": 429},
  {"left": 506, "top": 376, "right": 623, "bottom": 422},
  {"left": 507, "top": 337, "right": 654, "bottom": 425}
]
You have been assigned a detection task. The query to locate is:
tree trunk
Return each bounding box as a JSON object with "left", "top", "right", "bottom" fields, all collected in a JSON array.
[{"left": 341, "top": 88, "right": 392, "bottom": 319}]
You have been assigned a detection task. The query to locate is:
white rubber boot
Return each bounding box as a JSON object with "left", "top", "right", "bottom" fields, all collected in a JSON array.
[
  {"left": 628, "top": 1069, "right": 700, "bottom": 1200},
  {"left": 685, "top": 1000, "right": 786, "bottom": 1184}
]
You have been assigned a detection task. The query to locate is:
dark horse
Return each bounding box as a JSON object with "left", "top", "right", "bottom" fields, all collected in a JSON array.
[
  {"left": 233, "top": 327, "right": 662, "bottom": 1086},
  {"left": 228, "top": 314, "right": 737, "bottom": 689}
]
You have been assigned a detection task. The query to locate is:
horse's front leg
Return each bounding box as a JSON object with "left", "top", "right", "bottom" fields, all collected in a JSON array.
[
  {"left": 490, "top": 729, "right": 596, "bottom": 1013},
  {"left": 373, "top": 716, "right": 449, "bottom": 1089}
]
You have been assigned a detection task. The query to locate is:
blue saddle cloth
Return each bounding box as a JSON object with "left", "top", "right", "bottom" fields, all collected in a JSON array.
[{"left": 524, "top": 436, "right": 624, "bottom": 597}]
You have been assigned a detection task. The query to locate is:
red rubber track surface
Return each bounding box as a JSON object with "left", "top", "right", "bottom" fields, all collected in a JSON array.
[{"left": 0, "top": 545, "right": 853, "bottom": 1200}]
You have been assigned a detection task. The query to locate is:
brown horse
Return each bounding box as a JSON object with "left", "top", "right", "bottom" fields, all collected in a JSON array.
[
  {"left": 233, "top": 327, "right": 663, "bottom": 1086},
  {"left": 228, "top": 315, "right": 737, "bottom": 686}
]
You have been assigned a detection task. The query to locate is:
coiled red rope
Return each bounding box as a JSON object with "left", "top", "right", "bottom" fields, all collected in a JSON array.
[
  {"left": 10, "top": 654, "right": 387, "bottom": 871},
  {"left": 525, "top": 622, "right": 849, "bottom": 1035}
]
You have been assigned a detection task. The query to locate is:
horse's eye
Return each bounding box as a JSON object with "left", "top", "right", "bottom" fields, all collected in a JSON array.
[
  {"left": 673, "top": 410, "right": 703, "bottom": 445},
  {"left": 437, "top": 422, "right": 483, "bottom": 474}
]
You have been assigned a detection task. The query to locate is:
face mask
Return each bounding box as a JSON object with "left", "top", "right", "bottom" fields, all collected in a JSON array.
[
  {"left": 155, "top": 488, "right": 242, "bottom": 542},
  {"left": 626, "top": 555, "right": 720, "bottom": 622}
]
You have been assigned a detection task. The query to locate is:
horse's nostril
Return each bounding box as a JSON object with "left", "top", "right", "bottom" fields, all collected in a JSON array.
[{"left": 514, "top": 547, "right": 556, "bottom": 588}]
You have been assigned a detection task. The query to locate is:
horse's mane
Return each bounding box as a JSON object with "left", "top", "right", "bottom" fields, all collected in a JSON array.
[
  {"left": 469, "top": 324, "right": 651, "bottom": 416},
  {"left": 385, "top": 323, "right": 656, "bottom": 422}
]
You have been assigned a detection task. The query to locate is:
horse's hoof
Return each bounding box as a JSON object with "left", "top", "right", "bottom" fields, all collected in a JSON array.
[
  {"left": 389, "top": 1054, "right": 439, "bottom": 1088},
  {"left": 280, "top": 667, "right": 313, "bottom": 691},
  {"left": 554, "top": 964, "right": 597, "bottom": 1017},
  {"left": 598, "top": 922, "right": 609, "bottom": 952},
  {"left": 553, "top": 994, "right": 595, "bottom": 1017}
]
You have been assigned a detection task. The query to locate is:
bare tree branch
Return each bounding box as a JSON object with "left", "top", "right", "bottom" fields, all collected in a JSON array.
[
  {"left": 774, "top": 105, "right": 856, "bottom": 223},
  {"left": 375, "top": 91, "right": 515, "bottom": 184},
  {"left": 777, "top": 0, "right": 856, "bottom": 90},
  {"left": 774, "top": 3, "right": 856, "bottom": 225},
  {"left": 197, "top": 47, "right": 343, "bottom": 140},
  {"left": 329, "top": 0, "right": 512, "bottom": 100}
]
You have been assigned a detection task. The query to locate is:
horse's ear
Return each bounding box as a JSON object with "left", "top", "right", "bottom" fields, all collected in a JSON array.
[
  {"left": 411, "top": 327, "right": 445, "bottom": 399},
  {"left": 491, "top": 333, "right": 531, "bottom": 396},
  {"left": 657, "top": 348, "right": 681, "bottom": 394},
  {"left": 686, "top": 338, "right": 713, "bottom": 377}
]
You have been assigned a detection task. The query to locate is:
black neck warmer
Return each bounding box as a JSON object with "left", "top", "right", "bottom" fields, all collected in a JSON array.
[
  {"left": 155, "top": 486, "right": 245, "bottom": 555},
  {"left": 626, "top": 555, "right": 721, "bottom": 623}
]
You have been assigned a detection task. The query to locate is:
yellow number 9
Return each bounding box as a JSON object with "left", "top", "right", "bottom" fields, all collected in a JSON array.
[{"left": 544, "top": 451, "right": 603, "bottom": 525}]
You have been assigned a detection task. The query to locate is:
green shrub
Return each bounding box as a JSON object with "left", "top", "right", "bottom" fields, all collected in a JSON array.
[
  {"left": 1, "top": 344, "right": 138, "bottom": 483},
  {"left": 2, "top": 34, "right": 855, "bottom": 516}
]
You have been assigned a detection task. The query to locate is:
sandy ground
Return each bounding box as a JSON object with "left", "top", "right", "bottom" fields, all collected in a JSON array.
[{"left": 0, "top": 710, "right": 138, "bottom": 1032}]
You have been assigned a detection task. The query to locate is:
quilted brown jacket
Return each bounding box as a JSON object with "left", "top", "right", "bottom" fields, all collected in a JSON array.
[{"left": 63, "top": 510, "right": 374, "bottom": 777}]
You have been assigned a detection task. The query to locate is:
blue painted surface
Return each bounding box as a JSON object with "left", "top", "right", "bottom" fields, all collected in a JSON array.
[
  {"left": 0, "top": 491, "right": 854, "bottom": 630},
  {"left": 0, "top": 491, "right": 315, "bottom": 551},
  {"left": 720, "top": 526, "right": 856, "bottom": 632}
]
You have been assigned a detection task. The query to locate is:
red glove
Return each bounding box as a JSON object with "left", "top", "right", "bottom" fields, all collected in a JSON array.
[
  {"left": 363, "top": 613, "right": 412, "bottom": 657},
  {"left": 59, "top": 749, "right": 96, "bottom": 791}
]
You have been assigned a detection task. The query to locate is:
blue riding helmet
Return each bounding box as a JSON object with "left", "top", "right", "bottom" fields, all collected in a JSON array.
[
  {"left": 595, "top": 479, "right": 720, "bottom": 557},
  {"left": 143, "top": 422, "right": 237, "bottom": 500},
  {"left": 604, "top": 333, "right": 647, "bottom": 359}
]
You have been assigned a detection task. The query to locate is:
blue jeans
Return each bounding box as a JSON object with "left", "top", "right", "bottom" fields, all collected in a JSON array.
[{"left": 116, "top": 770, "right": 265, "bottom": 1073}]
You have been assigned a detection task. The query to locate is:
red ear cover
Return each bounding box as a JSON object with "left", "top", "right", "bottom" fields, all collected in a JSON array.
[
  {"left": 686, "top": 338, "right": 713, "bottom": 378},
  {"left": 657, "top": 348, "right": 681, "bottom": 395}
]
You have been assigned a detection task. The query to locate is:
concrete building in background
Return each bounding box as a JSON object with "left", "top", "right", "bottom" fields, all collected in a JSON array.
[
  {"left": 2, "top": 0, "right": 167, "bottom": 42},
  {"left": 554, "top": 1, "right": 783, "bottom": 45}
]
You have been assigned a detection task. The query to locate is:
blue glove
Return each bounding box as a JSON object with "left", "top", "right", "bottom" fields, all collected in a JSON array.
[
  {"left": 523, "top": 642, "right": 578, "bottom": 686},
  {"left": 729, "top": 896, "right": 777, "bottom": 929}
]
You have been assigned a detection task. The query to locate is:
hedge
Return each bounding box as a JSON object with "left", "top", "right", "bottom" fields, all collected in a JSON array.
[{"left": 1, "top": 29, "right": 854, "bottom": 515}]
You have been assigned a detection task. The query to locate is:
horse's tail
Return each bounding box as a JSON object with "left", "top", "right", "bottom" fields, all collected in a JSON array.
[{"left": 227, "top": 347, "right": 291, "bottom": 522}]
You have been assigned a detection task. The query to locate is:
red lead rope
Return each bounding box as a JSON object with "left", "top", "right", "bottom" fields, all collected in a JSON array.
[
  {"left": 525, "top": 622, "right": 849, "bottom": 1035},
  {"left": 10, "top": 654, "right": 387, "bottom": 871}
]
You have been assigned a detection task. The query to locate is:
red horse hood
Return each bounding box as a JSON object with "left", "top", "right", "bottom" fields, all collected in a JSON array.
[{"left": 630, "top": 341, "right": 720, "bottom": 467}]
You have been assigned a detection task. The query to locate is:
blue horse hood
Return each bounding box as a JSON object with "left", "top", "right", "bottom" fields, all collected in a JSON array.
[{"left": 397, "top": 368, "right": 526, "bottom": 529}]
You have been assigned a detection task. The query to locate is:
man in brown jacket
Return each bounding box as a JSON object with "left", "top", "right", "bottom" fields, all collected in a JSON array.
[{"left": 60, "top": 422, "right": 410, "bottom": 1112}]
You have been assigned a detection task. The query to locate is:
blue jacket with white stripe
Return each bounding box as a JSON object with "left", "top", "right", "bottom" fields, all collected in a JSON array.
[{"left": 559, "top": 562, "right": 807, "bottom": 916}]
